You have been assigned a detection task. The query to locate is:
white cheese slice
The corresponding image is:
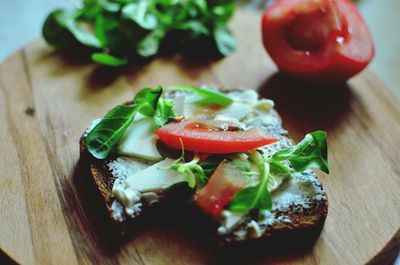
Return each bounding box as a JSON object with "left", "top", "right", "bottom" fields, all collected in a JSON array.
[
  {"left": 126, "top": 158, "right": 184, "bottom": 192},
  {"left": 170, "top": 93, "right": 201, "bottom": 118},
  {"left": 112, "top": 186, "right": 141, "bottom": 208},
  {"left": 217, "top": 102, "right": 253, "bottom": 121},
  {"left": 108, "top": 157, "right": 150, "bottom": 180},
  {"left": 172, "top": 95, "right": 186, "bottom": 116},
  {"left": 117, "top": 117, "right": 162, "bottom": 161},
  {"left": 176, "top": 96, "right": 253, "bottom": 121}
]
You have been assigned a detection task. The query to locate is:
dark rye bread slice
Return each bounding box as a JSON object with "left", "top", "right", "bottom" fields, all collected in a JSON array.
[{"left": 79, "top": 89, "right": 328, "bottom": 245}]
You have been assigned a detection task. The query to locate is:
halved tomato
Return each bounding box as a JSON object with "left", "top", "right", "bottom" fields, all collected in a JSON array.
[
  {"left": 262, "top": 0, "right": 375, "bottom": 83},
  {"left": 155, "top": 119, "right": 278, "bottom": 154},
  {"left": 195, "top": 161, "right": 247, "bottom": 219}
]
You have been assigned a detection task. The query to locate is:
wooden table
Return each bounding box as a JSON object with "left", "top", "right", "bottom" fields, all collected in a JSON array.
[{"left": 0, "top": 7, "right": 399, "bottom": 265}]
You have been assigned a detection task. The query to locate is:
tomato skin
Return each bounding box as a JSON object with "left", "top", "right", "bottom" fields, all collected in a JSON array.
[
  {"left": 155, "top": 119, "right": 278, "bottom": 154},
  {"left": 195, "top": 161, "right": 247, "bottom": 219},
  {"left": 262, "top": 0, "right": 375, "bottom": 83}
]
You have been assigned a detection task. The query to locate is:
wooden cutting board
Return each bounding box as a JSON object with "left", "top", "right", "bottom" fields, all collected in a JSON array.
[{"left": 0, "top": 9, "right": 399, "bottom": 265}]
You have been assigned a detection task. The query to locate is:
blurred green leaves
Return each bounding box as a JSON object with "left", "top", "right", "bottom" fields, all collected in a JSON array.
[{"left": 42, "top": 0, "right": 237, "bottom": 66}]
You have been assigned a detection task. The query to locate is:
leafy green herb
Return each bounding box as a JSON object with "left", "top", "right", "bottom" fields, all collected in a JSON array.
[
  {"left": 168, "top": 156, "right": 207, "bottom": 188},
  {"left": 91, "top": 53, "right": 128, "bottom": 66},
  {"left": 213, "top": 23, "right": 236, "bottom": 56},
  {"left": 229, "top": 184, "right": 271, "bottom": 212},
  {"left": 85, "top": 86, "right": 175, "bottom": 159},
  {"left": 42, "top": 0, "right": 237, "bottom": 66},
  {"left": 230, "top": 157, "right": 259, "bottom": 177},
  {"left": 154, "top": 98, "right": 175, "bottom": 126},
  {"left": 269, "top": 160, "right": 291, "bottom": 176},
  {"left": 43, "top": 9, "right": 103, "bottom": 49},
  {"left": 229, "top": 131, "right": 329, "bottom": 213},
  {"left": 165, "top": 145, "right": 208, "bottom": 188},
  {"left": 85, "top": 104, "right": 138, "bottom": 159},
  {"left": 168, "top": 85, "right": 233, "bottom": 107},
  {"left": 229, "top": 151, "right": 272, "bottom": 212},
  {"left": 272, "top": 131, "right": 329, "bottom": 174},
  {"left": 137, "top": 28, "right": 166, "bottom": 57},
  {"left": 134, "top": 86, "right": 163, "bottom": 116},
  {"left": 122, "top": 2, "right": 158, "bottom": 30}
]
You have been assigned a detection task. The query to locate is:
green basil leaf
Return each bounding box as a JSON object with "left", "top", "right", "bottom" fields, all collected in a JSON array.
[
  {"left": 85, "top": 104, "right": 137, "bottom": 159},
  {"left": 272, "top": 131, "right": 329, "bottom": 174},
  {"left": 192, "top": 0, "right": 208, "bottom": 14},
  {"left": 137, "top": 28, "right": 166, "bottom": 57},
  {"left": 174, "top": 20, "right": 210, "bottom": 37},
  {"left": 269, "top": 160, "right": 291, "bottom": 176},
  {"left": 80, "top": 0, "right": 101, "bottom": 20},
  {"left": 99, "top": 0, "right": 120, "bottom": 12},
  {"left": 229, "top": 152, "right": 272, "bottom": 212},
  {"left": 122, "top": 2, "right": 158, "bottom": 30},
  {"left": 69, "top": 23, "right": 103, "bottom": 48},
  {"left": 43, "top": 9, "right": 102, "bottom": 48},
  {"left": 213, "top": 23, "right": 236, "bottom": 56},
  {"left": 211, "top": 3, "right": 236, "bottom": 23},
  {"left": 168, "top": 85, "right": 233, "bottom": 107},
  {"left": 84, "top": 86, "right": 167, "bottom": 159},
  {"left": 229, "top": 184, "right": 272, "bottom": 212},
  {"left": 91, "top": 53, "right": 128, "bottom": 66},
  {"left": 42, "top": 10, "right": 78, "bottom": 48},
  {"left": 94, "top": 14, "right": 119, "bottom": 47},
  {"left": 154, "top": 98, "right": 175, "bottom": 126},
  {"left": 133, "top": 86, "right": 163, "bottom": 116}
]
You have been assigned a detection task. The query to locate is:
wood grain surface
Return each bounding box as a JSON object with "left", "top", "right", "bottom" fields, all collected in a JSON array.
[{"left": 0, "top": 10, "right": 399, "bottom": 265}]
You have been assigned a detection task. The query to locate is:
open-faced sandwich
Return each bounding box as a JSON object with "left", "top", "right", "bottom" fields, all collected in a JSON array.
[{"left": 80, "top": 86, "right": 329, "bottom": 245}]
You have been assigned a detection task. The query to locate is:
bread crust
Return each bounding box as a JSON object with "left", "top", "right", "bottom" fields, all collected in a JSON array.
[{"left": 79, "top": 89, "right": 328, "bottom": 244}]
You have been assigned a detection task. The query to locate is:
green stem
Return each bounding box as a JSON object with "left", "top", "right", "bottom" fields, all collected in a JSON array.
[{"left": 251, "top": 162, "right": 270, "bottom": 209}]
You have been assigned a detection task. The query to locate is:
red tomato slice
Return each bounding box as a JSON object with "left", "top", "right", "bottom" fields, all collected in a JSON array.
[
  {"left": 155, "top": 119, "right": 278, "bottom": 154},
  {"left": 262, "top": 0, "right": 374, "bottom": 83},
  {"left": 195, "top": 161, "right": 247, "bottom": 219}
]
